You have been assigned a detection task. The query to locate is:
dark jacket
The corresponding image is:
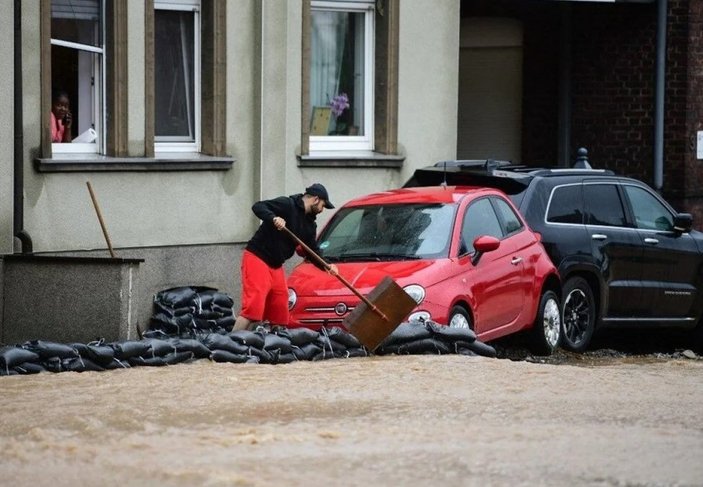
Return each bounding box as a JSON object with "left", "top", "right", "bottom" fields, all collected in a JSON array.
[{"left": 245, "top": 194, "right": 323, "bottom": 269}]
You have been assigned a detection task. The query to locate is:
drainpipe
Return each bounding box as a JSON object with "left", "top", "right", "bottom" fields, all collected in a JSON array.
[
  {"left": 653, "top": 0, "right": 667, "bottom": 192},
  {"left": 13, "top": 0, "right": 32, "bottom": 253}
]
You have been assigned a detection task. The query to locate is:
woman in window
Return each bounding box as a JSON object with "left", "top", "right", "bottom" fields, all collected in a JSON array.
[{"left": 50, "top": 90, "right": 72, "bottom": 143}]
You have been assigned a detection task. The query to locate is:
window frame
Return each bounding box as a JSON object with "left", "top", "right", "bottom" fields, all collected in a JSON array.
[
  {"left": 309, "top": 0, "right": 375, "bottom": 153},
  {"left": 153, "top": 0, "right": 202, "bottom": 154},
  {"left": 49, "top": 0, "right": 105, "bottom": 155},
  {"left": 300, "top": 0, "right": 400, "bottom": 165}
]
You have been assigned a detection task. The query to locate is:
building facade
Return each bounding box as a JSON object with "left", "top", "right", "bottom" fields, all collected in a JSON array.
[{"left": 1, "top": 0, "right": 701, "bottom": 335}]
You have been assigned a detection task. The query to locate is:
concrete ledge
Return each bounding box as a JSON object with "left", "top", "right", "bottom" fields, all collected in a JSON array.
[{"left": 0, "top": 255, "right": 143, "bottom": 345}]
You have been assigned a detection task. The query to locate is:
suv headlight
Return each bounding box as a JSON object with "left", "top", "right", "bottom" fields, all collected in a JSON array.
[
  {"left": 287, "top": 288, "right": 297, "bottom": 310},
  {"left": 403, "top": 284, "right": 426, "bottom": 304}
]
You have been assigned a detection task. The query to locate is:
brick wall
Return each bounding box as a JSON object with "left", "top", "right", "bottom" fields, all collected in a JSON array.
[
  {"left": 675, "top": 0, "right": 703, "bottom": 224},
  {"left": 462, "top": 0, "right": 703, "bottom": 224}
]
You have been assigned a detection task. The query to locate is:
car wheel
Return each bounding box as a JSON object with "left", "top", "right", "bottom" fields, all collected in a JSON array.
[
  {"left": 531, "top": 290, "right": 561, "bottom": 355},
  {"left": 448, "top": 306, "right": 472, "bottom": 329},
  {"left": 561, "top": 277, "right": 596, "bottom": 352}
]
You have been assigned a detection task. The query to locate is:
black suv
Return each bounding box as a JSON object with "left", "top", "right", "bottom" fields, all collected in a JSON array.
[{"left": 404, "top": 155, "right": 703, "bottom": 351}]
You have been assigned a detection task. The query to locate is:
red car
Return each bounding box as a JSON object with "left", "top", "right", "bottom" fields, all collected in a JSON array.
[{"left": 287, "top": 186, "right": 562, "bottom": 354}]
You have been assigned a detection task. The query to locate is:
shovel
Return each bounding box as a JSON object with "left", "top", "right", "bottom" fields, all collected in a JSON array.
[{"left": 281, "top": 226, "right": 417, "bottom": 351}]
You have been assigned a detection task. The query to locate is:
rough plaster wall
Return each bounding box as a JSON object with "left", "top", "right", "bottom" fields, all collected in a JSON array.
[
  {"left": 0, "top": 2, "right": 14, "bottom": 254},
  {"left": 397, "top": 0, "right": 460, "bottom": 184}
]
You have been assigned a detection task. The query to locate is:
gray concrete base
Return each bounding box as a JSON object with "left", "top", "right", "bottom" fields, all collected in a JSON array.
[
  {"left": 0, "top": 255, "right": 143, "bottom": 345},
  {"left": 0, "top": 243, "right": 304, "bottom": 345}
]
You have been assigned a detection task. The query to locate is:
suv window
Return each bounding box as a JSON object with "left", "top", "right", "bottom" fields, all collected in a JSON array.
[
  {"left": 584, "top": 184, "right": 627, "bottom": 227},
  {"left": 623, "top": 185, "right": 674, "bottom": 231},
  {"left": 493, "top": 197, "right": 524, "bottom": 234},
  {"left": 547, "top": 185, "right": 583, "bottom": 224},
  {"left": 461, "top": 198, "right": 502, "bottom": 254}
]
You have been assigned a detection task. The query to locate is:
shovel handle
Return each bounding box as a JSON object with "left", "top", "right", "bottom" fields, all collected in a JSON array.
[{"left": 280, "top": 226, "right": 388, "bottom": 321}]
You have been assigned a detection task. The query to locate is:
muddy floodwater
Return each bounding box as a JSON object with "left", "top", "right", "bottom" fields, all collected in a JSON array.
[{"left": 1, "top": 355, "right": 702, "bottom": 487}]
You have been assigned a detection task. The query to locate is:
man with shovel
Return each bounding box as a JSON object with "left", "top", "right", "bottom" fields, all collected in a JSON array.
[{"left": 233, "top": 184, "right": 339, "bottom": 331}]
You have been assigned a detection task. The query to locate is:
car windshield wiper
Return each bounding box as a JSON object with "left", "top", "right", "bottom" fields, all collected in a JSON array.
[{"left": 335, "top": 252, "right": 422, "bottom": 262}]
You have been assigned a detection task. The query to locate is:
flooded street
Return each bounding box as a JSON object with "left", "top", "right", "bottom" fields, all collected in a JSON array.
[{"left": 1, "top": 354, "right": 702, "bottom": 486}]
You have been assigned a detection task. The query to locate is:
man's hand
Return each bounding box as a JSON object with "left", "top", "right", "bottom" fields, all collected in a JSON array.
[
  {"left": 272, "top": 216, "right": 286, "bottom": 230},
  {"left": 327, "top": 264, "right": 339, "bottom": 276}
]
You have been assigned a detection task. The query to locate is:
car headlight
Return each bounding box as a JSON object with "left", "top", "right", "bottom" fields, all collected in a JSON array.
[
  {"left": 403, "top": 284, "right": 425, "bottom": 304},
  {"left": 408, "top": 311, "right": 431, "bottom": 322},
  {"left": 287, "top": 288, "right": 297, "bottom": 310}
]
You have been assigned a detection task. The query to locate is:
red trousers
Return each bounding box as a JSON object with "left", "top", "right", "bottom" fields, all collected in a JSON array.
[{"left": 239, "top": 250, "right": 289, "bottom": 324}]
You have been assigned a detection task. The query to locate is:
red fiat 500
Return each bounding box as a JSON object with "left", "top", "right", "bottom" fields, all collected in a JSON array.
[{"left": 287, "top": 186, "right": 562, "bottom": 354}]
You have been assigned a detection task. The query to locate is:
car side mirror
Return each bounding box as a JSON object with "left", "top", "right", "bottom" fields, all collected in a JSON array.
[
  {"left": 673, "top": 213, "right": 693, "bottom": 233},
  {"left": 471, "top": 235, "right": 500, "bottom": 265}
]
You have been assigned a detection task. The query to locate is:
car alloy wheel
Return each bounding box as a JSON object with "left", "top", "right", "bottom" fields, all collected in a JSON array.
[
  {"left": 561, "top": 277, "right": 596, "bottom": 352},
  {"left": 448, "top": 305, "right": 472, "bottom": 329},
  {"left": 531, "top": 290, "right": 561, "bottom": 355}
]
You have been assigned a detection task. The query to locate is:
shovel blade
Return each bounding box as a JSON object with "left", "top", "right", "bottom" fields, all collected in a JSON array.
[{"left": 344, "top": 276, "right": 417, "bottom": 351}]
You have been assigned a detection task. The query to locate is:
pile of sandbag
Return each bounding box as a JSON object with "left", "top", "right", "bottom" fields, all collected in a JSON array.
[
  {"left": 149, "top": 286, "right": 235, "bottom": 335},
  {"left": 0, "top": 320, "right": 496, "bottom": 376}
]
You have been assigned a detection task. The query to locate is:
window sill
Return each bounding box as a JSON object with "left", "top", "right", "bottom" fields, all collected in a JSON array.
[
  {"left": 35, "top": 153, "right": 235, "bottom": 172},
  {"left": 297, "top": 151, "right": 405, "bottom": 168}
]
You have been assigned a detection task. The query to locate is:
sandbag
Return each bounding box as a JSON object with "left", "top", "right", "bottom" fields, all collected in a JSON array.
[
  {"left": 229, "top": 330, "right": 265, "bottom": 349},
  {"left": 70, "top": 343, "right": 115, "bottom": 366},
  {"left": 284, "top": 327, "right": 320, "bottom": 346},
  {"left": 170, "top": 338, "right": 211, "bottom": 358},
  {"left": 62, "top": 357, "right": 105, "bottom": 372},
  {"left": 209, "top": 349, "right": 251, "bottom": 364},
  {"left": 378, "top": 337, "right": 451, "bottom": 355},
  {"left": 460, "top": 340, "right": 496, "bottom": 358},
  {"left": 143, "top": 339, "right": 176, "bottom": 357},
  {"left": 316, "top": 336, "right": 348, "bottom": 354},
  {"left": 13, "top": 362, "right": 46, "bottom": 374},
  {"left": 23, "top": 340, "right": 78, "bottom": 360},
  {"left": 324, "top": 327, "right": 362, "bottom": 348},
  {"left": 378, "top": 322, "right": 433, "bottom": 347},
  {"left": 110, "top": 340, "right": 152, "bottom": 360},
  {"left": 292, "top": 343, "right": 322, "bottom": 361},
  {"left": 428, "top": 323, "right": 477, "bottom": 343},
  {"left": 0, "top": 346, "right": 40, "bottom": 369},
  {"left": 199, "top": 334, "right": 249, "bottom": 355},
  {"left": 263, "top": 333, "right": 292, "bottom": 353}
]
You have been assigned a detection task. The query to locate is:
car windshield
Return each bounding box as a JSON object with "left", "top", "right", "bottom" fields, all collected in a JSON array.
[{"left": 318, "top": 203, "right": 456, "bottom": 261}]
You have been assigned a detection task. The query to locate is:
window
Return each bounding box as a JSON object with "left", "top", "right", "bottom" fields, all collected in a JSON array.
[
  {"left": 624, "top": 185, "right": 674, "bottom": 231},
  {"left": 309, "top": 0, "right": 374, "bottom": 152},
  {"left": 547, "top": 185, "right": 584, "bottom": 224},
  {"left": 492, "top": 197, "right": 523, "bottom": 235},
  {"left": 154, "top": 0, "right": 200, "bottom": 152},
  {"left": 50, "top": 0, "right": 104, "bottom": 153},
  {"left": 461, "top": 198, "right": 503, "bottom": 255},
  {"left": 584, "top": 184, "right": 628, "bottom": 228},
  {"left": 318, "top": 204, "right": 455, "bottom": 259}
]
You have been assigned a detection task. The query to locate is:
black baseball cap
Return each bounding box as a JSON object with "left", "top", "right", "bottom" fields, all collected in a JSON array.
[{"left": 305, "top": 183, "right": 335, "bottom": 209}]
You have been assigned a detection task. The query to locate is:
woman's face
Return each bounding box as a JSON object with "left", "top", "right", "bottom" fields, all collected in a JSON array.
[{"left": 52, "top": 95, "right": 70, "bottom": 118}]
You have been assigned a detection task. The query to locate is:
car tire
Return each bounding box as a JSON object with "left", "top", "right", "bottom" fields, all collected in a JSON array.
[
  {"left": 531, "top": 290, "right": 561, "bottom": 355},
  {"left": 561, "top": 277, "right": 596, "bottom": 352},
  {"left": 448, "top": 306, "right": 472, "bottom": 329}
]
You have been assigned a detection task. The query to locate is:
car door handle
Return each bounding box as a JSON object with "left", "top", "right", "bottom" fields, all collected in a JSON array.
[
  {"left": 511, "top": 256, "right": 523, "bottom": 265},
  {"left": 591, "top": 234, "right": 608, "bottom": 241},
  {"left": 644, "top": 237, "right": 659, "bottom": 245}
]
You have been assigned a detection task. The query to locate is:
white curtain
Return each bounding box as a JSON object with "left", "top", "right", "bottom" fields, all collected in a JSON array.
[{"left": 311, "top": 11, "right": 348, "bottom": 110}]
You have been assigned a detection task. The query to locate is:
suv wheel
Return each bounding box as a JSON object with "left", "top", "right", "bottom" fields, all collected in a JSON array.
[
  {"left": 562, "top": 277, "right": 596, "bottom": 352},
  {"left": 448, "top": 306, "right": 472, "bottom": 329},
  {"left": 531, "top": 290, "right": 561, "bottom": 355}
]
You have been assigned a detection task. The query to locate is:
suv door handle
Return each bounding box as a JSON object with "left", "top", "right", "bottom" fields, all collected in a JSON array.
[
  {"left": 591, "top": 234, "right": 607, "bottom": 241},
  {"left": 511, "top": 256, "right": 523, "bottom": 265},
  {"left": 644, "top": 237, "right": 659, "bottom": 245}
]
